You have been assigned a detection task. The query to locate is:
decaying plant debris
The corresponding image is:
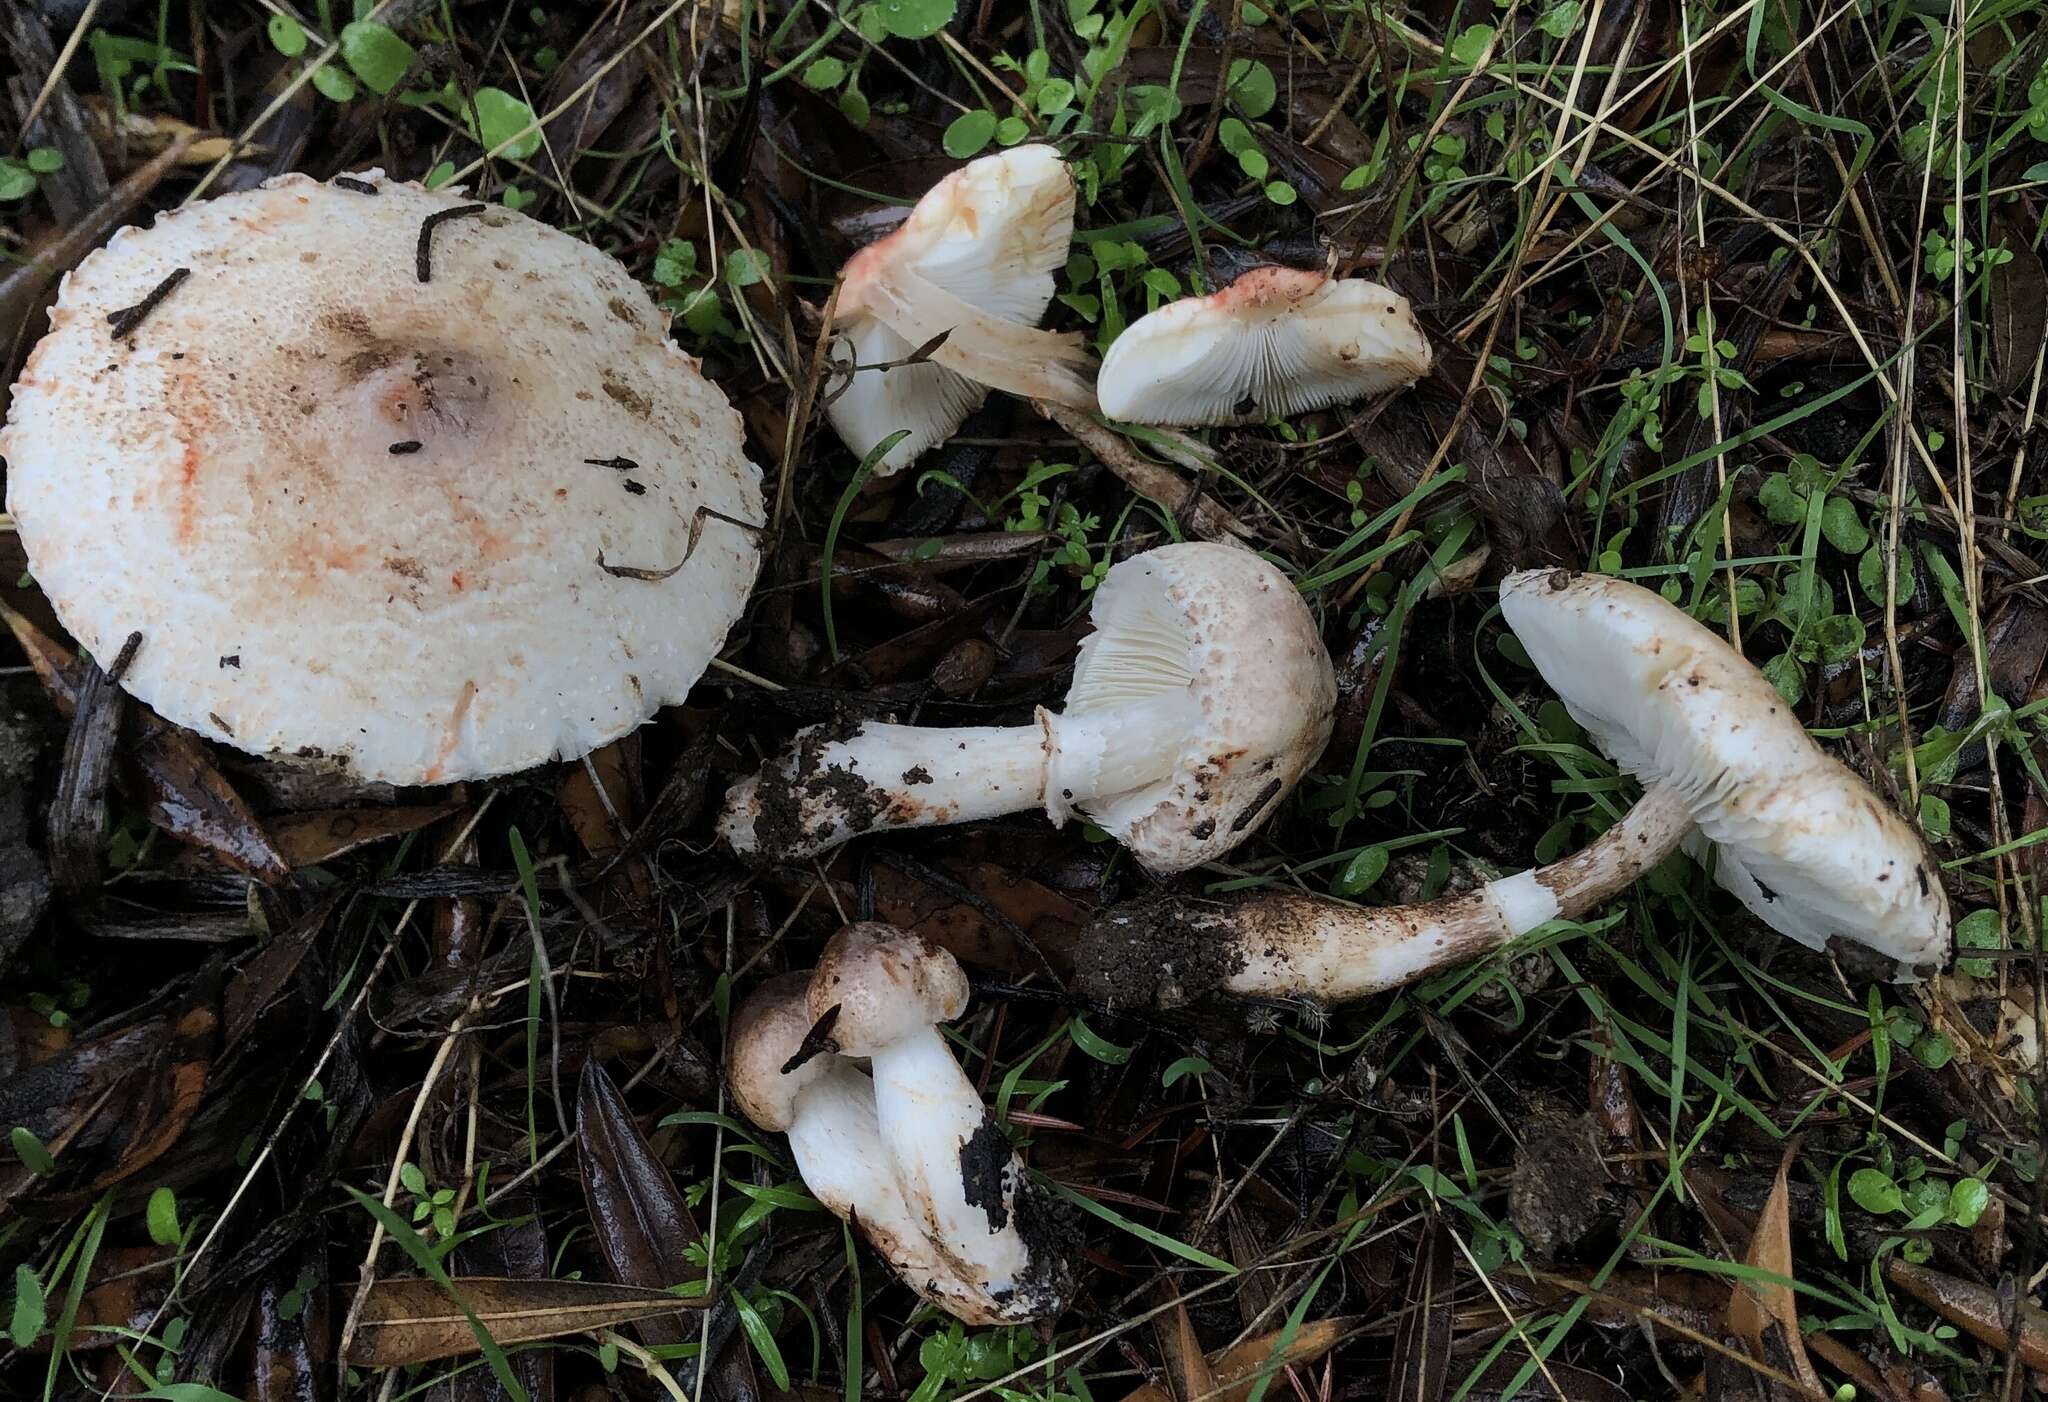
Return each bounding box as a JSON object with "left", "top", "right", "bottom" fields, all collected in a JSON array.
[{"left": 0, "top": 0, "right": 2044, "bottom": 1399}]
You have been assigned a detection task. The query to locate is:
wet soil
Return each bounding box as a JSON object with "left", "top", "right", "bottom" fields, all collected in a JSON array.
[{"left": 1071, "top": 896, "right": 1248, "bottom": 1010}]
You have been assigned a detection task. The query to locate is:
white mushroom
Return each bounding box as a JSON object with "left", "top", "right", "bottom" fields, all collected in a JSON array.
[
  {"left": 718, "top": 541, "right": 1336, "bottom": 875},
  {"left": 2, "top": 170, "right": 761, "bottom": 785},
  {"left": 727, "top": 931, "right": 1072, "bottom": 1324},
  {"left": 808, "top": 924, "right": 1069, "bottom": 1320},
  {"left": 1077, "top": 568, "right": 1950, "bottom": 1007},
  {"left": 726, "top": 973, "right": 996, "bottom": 1321},
  {"left": 826, "top": 144, "right": 1095, "bottom": 476},
  {"left": 1094, "top": 266, "right": 1432, "bottom": 427}
]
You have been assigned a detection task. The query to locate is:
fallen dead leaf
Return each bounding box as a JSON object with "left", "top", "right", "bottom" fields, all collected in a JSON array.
[
  {"left": 268, "top": 803, "right": 462, "bottom": 868},
  {"left": 1727, "top": 1141, "right": 1826, "bottom": 1399},
  {"left": 1117, "top": 1315, "right": 1356, "bottom": 1402},
  {"left": 346, "top": 1276, "right": 706, "bottom": 1367}
]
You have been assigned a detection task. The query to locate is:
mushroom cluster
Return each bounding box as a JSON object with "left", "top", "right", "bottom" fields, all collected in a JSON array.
[
  {"left": 1078, "top": 569, "right": 1950, "bottom": 1008},
  {"left": 719, "top": 541, "right": 1336, "bottom": 874},
  {"left": 821, "top": 145, "right": 1435, "bottom": 470},
  {"left": 824, "top": 144, "right": 1095, "bottom": 477},
  {"left": 3, "top": 170, "right": 761, "bottom": 784},
  {"left": 728, "top": 924, "right": 1072, "bottom": 1324}
]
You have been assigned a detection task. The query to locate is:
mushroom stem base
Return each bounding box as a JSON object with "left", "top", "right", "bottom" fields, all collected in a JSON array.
[
  {"left": 718, "top": 719, "right": 1049, "bottom": 860},
  {"left": 1079, "top": 783, "right": 1696, "bottom": 1007}
]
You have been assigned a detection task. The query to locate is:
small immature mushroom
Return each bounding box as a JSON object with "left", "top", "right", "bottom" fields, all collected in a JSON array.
[
  {"left": 808, "top": 924, "right": 1071, "bottom": 1320},
  {"left": 1077, "top": 569, "right": 1950, "bottom": 1008},
  {"left": 719, "top": 541, "right": 1336, "bottom": 874},
  {"left": 3, "top": 170, "right": 761, "bottom": 784},
  {"left": 726, "top": 973, "right": 997, "bottom": 1322},
  {"left": 826, "top": 144, "right": 1096, "bottom": 476},
  {"left": 1094, "top": 267, "right": 1432, "bottom": 426}
]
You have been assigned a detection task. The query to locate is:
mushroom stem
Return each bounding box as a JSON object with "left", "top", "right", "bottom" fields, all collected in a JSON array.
[
  {"left": 719, "top": 700, "right": 1193, "bottom": 860},
  {"left": 868, "top": 1024, "right": 1035, "bottom": 1287},
  {"left": 1082, "top": 782, "right": 1695, "bottom": 1006}
]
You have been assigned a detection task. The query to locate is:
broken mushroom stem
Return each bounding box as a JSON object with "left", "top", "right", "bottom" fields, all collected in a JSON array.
[{"left": 1079, "top": 783, "right": 1692, "bottom": 1007}]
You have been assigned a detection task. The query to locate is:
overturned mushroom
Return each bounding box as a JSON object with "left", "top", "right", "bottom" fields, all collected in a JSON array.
[
  {"left": 728, "top": 928, "right": 1071, "bottom": 1323},
  {"left": 3, "top": 170, "right": 761, "bottom": 784},
  {"left": 719, "top": 542, "right": 1336, "bottom": 874},
  {"left": 825, "top": 144, "right": 1095, "bottom": 476},
  {"left": 1078, "top": 569, "right": 1950, "bottom": 1008},
  {"left": 1094, "top": 267, "right": 1432, "bottom": 426}
]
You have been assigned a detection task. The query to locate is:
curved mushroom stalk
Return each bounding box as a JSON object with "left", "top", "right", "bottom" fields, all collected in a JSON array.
[
  {"left": 719, "top": 542, "right": 1335, "bottom": 876},
  {"left": 1076, "top": 783, "right": 1694, "bottom": 1007}
]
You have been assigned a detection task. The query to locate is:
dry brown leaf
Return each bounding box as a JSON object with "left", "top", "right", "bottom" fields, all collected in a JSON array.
[
  {"left": 347, "top": 1276, "right": 706, "bottom": 1366},
  {"left": 1149, "top": 1292, "right": 1221, "bottom": 1402},
  {"left": 1118, "top": 1315, "right": 1355, "bottom": 1402},
  {"left": 1727, "top": 1142, "right": 1825, "bottom": 1399},
  {"left": 267, "top": 803, "right": 461, "bottom": 868}
]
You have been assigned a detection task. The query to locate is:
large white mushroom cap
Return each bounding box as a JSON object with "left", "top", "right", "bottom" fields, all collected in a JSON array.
[
  {"left": 1499, "top": 569, "right": 1950, "bottom": 972},
  {"left": 3, "top": 170, "right": 761, "bottom": 785},
  {"left": 827, "top": 144, "right": 1092, "bottom": 476},
  {"left": 1095, "top": 267, "right": 1432, "bottom": 426}
]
